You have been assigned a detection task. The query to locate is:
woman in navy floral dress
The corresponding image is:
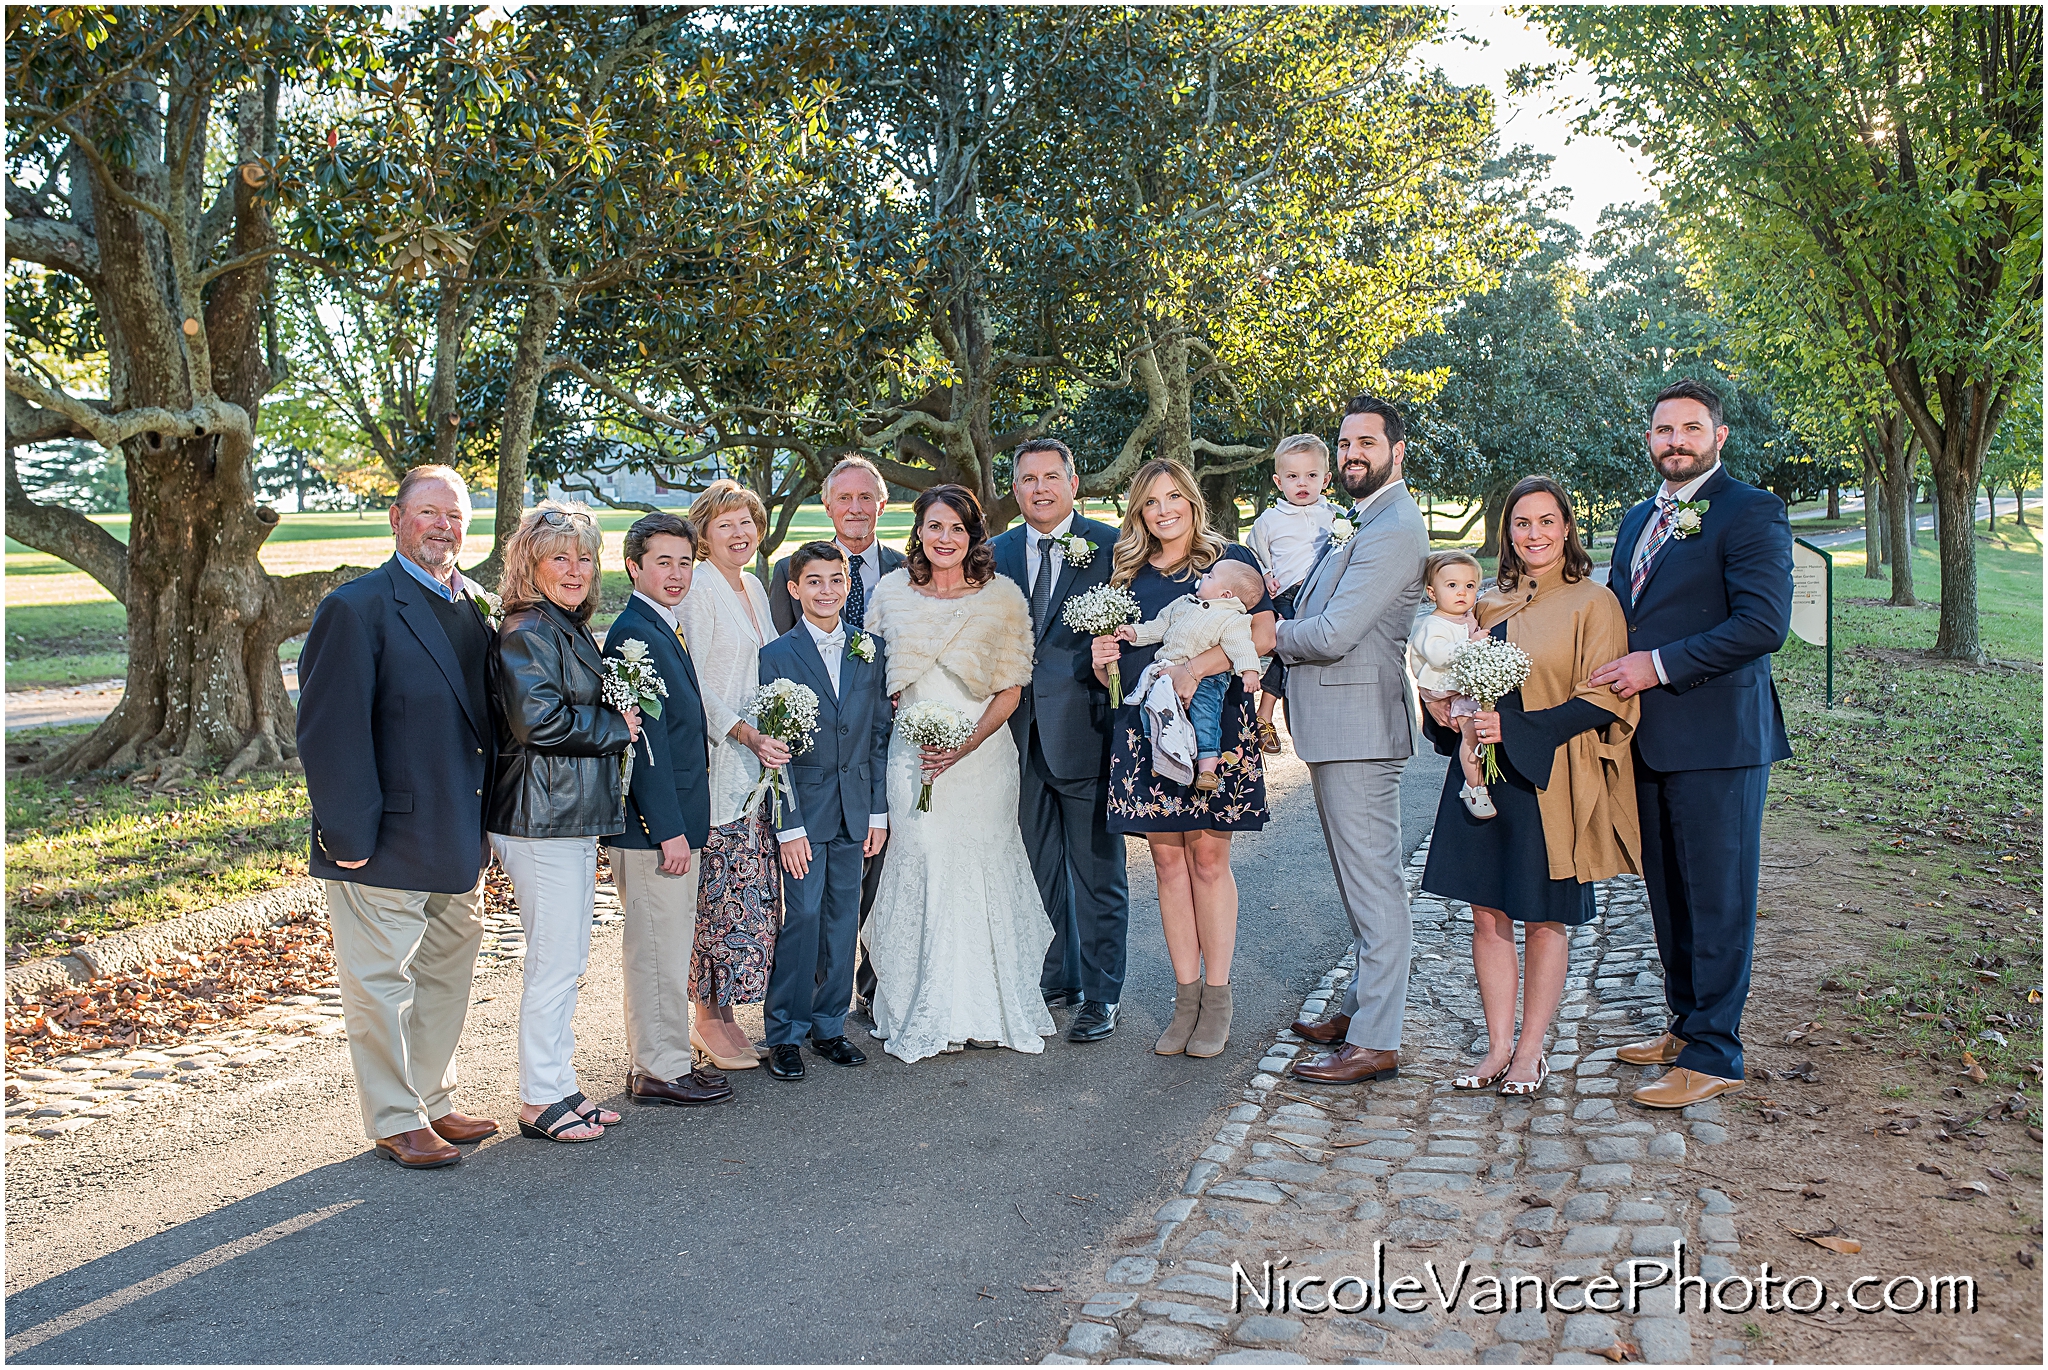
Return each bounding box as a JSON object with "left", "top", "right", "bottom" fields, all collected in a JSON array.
[{"left": 1093, "top": 459, "right": 1276, "bottom": 1059}]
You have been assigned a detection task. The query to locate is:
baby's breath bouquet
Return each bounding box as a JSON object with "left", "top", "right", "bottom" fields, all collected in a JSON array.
[
  {"left": 741, "top": 678, "right": 820, "bottom": 823},
  {"left": 601, "top": 638, "right": 668, "bottom": 796},
  {"left": 1061, "top": 583, "right": 1144, "bottom": 707},
  {"left": 896, "top": 701, "right": 975, "bottom": 812},
  {"left": 1449, "top": 637, "right": 1532, "bottom": 784}
]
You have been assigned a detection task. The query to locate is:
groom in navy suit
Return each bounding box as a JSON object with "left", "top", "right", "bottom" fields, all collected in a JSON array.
[
  {"left": 1592, "top": 378, "right": 1793, "bottom": 1109},
  {"left": 760, "top": 542, "right": 892, "bottom": 1081},
  {"left": 992, "top": 438, "right": 1131, "bottom": 1044}
]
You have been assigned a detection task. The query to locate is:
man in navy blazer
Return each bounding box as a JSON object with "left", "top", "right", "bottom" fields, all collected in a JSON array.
[
  {"left": 297, "top": 465, "right": 501, "bottom": 1168},
  {"left": 991, "top": 438, "right": 1131, "bottom": 1044},
  {"left": 603, "top": 513, "right": 733, "bottom": 1109},
  {"left": 759, "top": 542, "right": 892, "bottom": 1081},
  {"left": 1591, "top": 378, "right": 1793, "bottom": 1109}
]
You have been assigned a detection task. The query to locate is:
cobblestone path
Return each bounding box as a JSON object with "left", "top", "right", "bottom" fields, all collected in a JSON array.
[{"left": 1048, "top": 835, "right": 1753, "bottom": 1366}]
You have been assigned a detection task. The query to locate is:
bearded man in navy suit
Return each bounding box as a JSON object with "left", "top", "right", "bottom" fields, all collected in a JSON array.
[{"left": 1590, "top": 378, "right": 1793, "bottom": 1109}]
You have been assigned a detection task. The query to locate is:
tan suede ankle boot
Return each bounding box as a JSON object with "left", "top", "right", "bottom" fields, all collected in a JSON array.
[
  {"left": 1155, "top": 980, "right": 1203, "bottom": 1055},
  {"left": 1186, "top": 982, "right": 1234, "bottom": 1058}
]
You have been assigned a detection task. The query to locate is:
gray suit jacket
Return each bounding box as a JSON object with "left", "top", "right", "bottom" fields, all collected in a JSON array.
[
  {"left": 770, "top": 543, "right": 905, "bottom": 635},
  {"left": 1274, "top": 482, "right": 1429, "bottom": 764}
]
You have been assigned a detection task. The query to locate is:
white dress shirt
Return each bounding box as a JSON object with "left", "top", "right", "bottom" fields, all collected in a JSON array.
[
  {"left": 631, "top": 590, "right": 683, "bottom": 632},
  {"left": 839, "top": 540, "right": 881, "bottom": 597},
  {"left": 1024, "top": 511, "right": 1077, "bottom": 594},
  {"left": 776, "top": 615, "right": 889, "bottom": 844},
  {"left": 1632, "top": 461, "right": 1721, "bottom": 685}
]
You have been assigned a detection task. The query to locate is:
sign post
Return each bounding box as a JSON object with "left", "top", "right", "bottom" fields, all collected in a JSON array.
[{"left": 1790, "top": 538, "right": 1833, "bottom": 707}]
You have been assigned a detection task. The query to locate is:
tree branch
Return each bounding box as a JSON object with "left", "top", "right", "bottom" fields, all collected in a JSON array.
[
  {"left": 4, "top": 214, "right": 100, "bottom": 278},
  {"left": 4, "top": 440, "right": 128, "bottom": 603}
]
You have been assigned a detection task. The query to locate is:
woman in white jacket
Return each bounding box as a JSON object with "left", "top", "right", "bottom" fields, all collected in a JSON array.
[{"left": 676, "top": 480, "right": 792, "bottom": 1069}]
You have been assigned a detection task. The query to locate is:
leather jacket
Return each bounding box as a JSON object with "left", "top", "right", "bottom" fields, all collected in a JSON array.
[{"left": 487, "top": 601, "right": 632, "bottom": 839}]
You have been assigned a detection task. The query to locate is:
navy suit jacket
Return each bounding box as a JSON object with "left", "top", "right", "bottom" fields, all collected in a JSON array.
[
  {"left": 296, "top": 558, "right": 493, "bottom": 893},
  {"left": 991, "top": 513, "right": 1121, "bottom": 781},
  {"left": 1611, "top": 466, "right": 1794, "bottom": 774},
  {"left": 757, "top": 622, "right": 891, "bottom": 840},
  {"left": 602, "top": 595, "right": 712, "bottom": 851}
]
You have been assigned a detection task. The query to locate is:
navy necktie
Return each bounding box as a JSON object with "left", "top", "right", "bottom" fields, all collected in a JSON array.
[{"left": 844, "top": 551, "right": 867, "bottom": 628}]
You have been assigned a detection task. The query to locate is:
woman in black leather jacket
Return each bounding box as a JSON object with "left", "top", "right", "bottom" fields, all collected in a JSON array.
[{"left": 487, "top": 503, "right": 641, "bottom": 1144}]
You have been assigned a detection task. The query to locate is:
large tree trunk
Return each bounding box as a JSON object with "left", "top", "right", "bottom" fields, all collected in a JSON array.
[
  {"left": 470, "top": 236, "right": 562, "bottom": 589},
  {"left": 2014, "top": 482, "right": 2029, "bottom": 529},
  {"left": 1826, "top": 483, "right": 1839, "bottom": 520},
  {"left": 1476, "top": 482, "right": 1511, "bottom": 560},
  {"left": 1930, "top": 451, "right": 1986, "bottom": 663},
  {"left": 4, "top": 69, "right": 361, "bottom": 781},
  {"left": 1860, "top": 439, "right": 1884, "bottom": 577}
]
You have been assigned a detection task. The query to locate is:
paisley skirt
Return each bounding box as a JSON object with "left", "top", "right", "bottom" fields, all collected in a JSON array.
[
  {"left": 1106, "top": 683, "right": 1270, "bottom": 833},
  {"left": 690, "top": 809, "right": 782, "bottom": 1004}
]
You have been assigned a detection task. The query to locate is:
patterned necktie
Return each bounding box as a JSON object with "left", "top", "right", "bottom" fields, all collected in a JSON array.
[
  {"left": 1030, "top": 535, "right": 1056, "bottom": 631},
  {"left": 1630, "top": 494, "right": 1677, "bottom": 601},
  {"left": 844, "top": 549, "right": 867, "bottom": 628},
  {"left": 674, "top": 623, "right": 687, "bottom": 654}
]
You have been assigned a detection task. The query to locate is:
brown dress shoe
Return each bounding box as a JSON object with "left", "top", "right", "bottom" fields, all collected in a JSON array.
[
  {"left": 1289, "top": 1012, "right": 1352, "bottom": 1044},
  {"left": 1289, "top": 1043, "right": 1399, "bottom": 1084},
  {"left": 430, "top": 1111, "right": 500, "bottom": 1144},
  {"left": 628, "top": 1069, "right": 735, "bottom": 1106},
  {"left": 375, "top": 1127, "right": 460, "bottom": 1169},
  {"left": 1631, "top": 1067, "right": 1743, "bottom": 1109},
  {"left": 1616, "top": 1032, "right": 1686, "bottom": 1066}
]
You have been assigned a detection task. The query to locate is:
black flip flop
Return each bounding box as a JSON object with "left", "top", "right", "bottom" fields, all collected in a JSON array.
[{"left": 518, "top": 1096, "right": 605, "bottom": 1142}]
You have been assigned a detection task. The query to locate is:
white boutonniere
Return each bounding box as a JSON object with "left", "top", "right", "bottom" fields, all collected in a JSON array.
[
  {"left": 468, "top": 585, "right": 502, "bottom": 628},
  {"left": 847, "top": 629, "right": 876, "bottom": 663},
  {"left": 1054, "top": 531, "right": 1096, "bottom": 567},
  {"left": 1670, "top": 499, "right": 1710, "bottom": 539},
  {"left": 1327, "top": 516, "right": 1354, "bottom": 545}
]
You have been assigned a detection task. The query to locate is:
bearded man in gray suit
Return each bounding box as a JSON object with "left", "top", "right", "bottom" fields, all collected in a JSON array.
[{"left": 1274, "top": 395, "right": 1429, "bottom": 1085}]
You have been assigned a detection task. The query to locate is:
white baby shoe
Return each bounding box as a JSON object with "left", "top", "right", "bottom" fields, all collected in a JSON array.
[{"left": 1460, "top": 784, "right": 1497, "bottom": 820}]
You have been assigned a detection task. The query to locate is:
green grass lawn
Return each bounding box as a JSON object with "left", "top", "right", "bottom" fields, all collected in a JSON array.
[{"left": 1768, "top": 519, "right": 2044, "bottom": 1095}]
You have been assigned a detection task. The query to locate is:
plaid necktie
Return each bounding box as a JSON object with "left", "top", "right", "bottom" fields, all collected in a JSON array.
[
  {"left": 1630, "top": 495, "right": 1677, "bottom": 601},
  {"left": 844, "top": 550, "right": 867, "bottom": 628}
]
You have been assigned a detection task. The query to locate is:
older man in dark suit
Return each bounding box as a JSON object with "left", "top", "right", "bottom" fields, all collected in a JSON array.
[
  {"left": 1592, "top": 378, "right": 1793, "bottom": 1109},
  {"left": 767, "top": 456, "right": 905, "bottom": 1010},
  {"left": 297, "top": 465, "right": 501, "bottom": 1169},
  {"left": 991, "top": 438, "right": 1130, "bottom": 1042},
  {"left": 604, "top": 512, "right": 733, "bottom": 1108}
]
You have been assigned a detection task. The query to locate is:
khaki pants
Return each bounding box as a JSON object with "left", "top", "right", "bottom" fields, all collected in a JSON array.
[
  {"left": 609, "top": 844, "right": 700, "bottom": 1081},
  {"left": 323, "top": 878, "right": 485, "bottom": 1140}
]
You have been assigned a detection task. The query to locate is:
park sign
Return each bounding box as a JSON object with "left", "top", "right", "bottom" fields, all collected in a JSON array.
[{"left": 1791, "top": 538, "right": 1833, "bottom": 706}]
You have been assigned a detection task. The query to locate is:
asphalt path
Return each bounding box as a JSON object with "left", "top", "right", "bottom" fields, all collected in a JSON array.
[{"left": 4, "top": 743, "right": 1448, "bottom": 1364}]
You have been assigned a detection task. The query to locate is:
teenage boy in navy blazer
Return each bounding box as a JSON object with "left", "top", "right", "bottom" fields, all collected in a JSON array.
[
  {"left": 759, "top": 542, "right": 892, "bottom": 1081},
  {"left": 1591, "top": 378, "right": 1793, "bottom": 1109},
  {"left": 603, "top": 513, "right": 734, "bottom": 1108}
]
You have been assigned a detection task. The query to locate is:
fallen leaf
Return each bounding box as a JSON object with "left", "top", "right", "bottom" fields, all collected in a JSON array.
[
  {"left": 1942, "top": 1182, "right": 1992, "bottom": 1201},
  {"left": 1964, "top": 1064, "right": 1988, "bottom": 1083},
  {"left": 1812, "top": 1236, "right": 1862, "bottom": 1254},
  {"left": 1761, "top": 1107, "right": 1790, "bottom": 1123},
  {"left": 1784, "top": 1060, "right": 1822, "bottom": 1083},
  {"left": 1597, "top": 1340, "right": 1637, "bottom": 1363},
  {"left": 1917, "top": 1161, "right": 1955, "bottom": 1179},
  {"left": 1987, "top": 1166, "right": 2013, "bottom": 1183},
  {"left": 1520, "top": 1194, "right": 1554, "bottom": 1207},
  {"left": 1879, "top": 1117, "right": 1922, "bottom": 1135}
]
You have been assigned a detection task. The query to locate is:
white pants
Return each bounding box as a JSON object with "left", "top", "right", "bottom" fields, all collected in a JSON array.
[{"left": 491, "top": 833, "right": 597, "bottom": 1105}]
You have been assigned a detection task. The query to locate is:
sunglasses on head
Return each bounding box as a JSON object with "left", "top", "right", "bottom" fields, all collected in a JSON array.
[{"left": 538, "top": 509, "right": 594, "bottom": 528}]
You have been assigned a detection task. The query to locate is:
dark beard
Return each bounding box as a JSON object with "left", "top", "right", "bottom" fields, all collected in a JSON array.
[
  {"left": 1341, "top": 459, "right": 1393, "bottom": 505},
  {"left": 1653, "top": 445, "right": 1718, "bottom": 483}
]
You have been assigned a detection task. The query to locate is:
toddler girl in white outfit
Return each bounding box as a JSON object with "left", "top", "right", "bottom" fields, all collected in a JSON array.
[{"left": 1408, "top": 550, "right": 1494, "bottom": 819}]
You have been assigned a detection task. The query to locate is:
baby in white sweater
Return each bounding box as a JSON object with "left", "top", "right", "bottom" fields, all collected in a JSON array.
[
  {"left": 1116, "top": 559, "right": 1266, "bottom": 792},
  {"left": 1407, "top": 550, "right": 1494, "bottom": 819}
]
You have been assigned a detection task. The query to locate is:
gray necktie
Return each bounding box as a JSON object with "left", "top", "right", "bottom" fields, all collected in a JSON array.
[
  {"left": 844, "top": 551, "right": 867, "bottom": 628},
  {"left": 1030, "top": 536, "right": 1056, "bottom": 631}
]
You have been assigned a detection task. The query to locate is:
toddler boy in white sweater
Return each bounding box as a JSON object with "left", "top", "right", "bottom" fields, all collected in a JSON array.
[{"left": 1245, "top": 434, "right": 1346, "bottom": 754}]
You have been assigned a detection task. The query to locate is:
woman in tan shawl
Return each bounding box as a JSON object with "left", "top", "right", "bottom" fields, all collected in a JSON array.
[{"left": 1420, "top": 476, "right": 1641, "bottom": 1096}]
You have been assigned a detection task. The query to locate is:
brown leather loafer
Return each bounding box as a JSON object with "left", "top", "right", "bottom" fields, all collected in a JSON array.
[
  {"left": 1616, "top": 1032, "right": 1686, "bottom": 1066},
  {"left": 1631, "top": 1066, "right": 1743, "bottom": 1109},
  {"left": 628, "top": 1069, "right": 734, "bottom": 1106},
  {"left": 430, "top": 1111, "right": 499, "bottom": 1144},
  {"left": 1289, "top": 1043, "right": 1399, "bottom": 1084},
  {"left": 375, "top": 1127, "right": 460, "bottom": 1169},
  {"left": 1289, "top": 1012, "right": 1352, "bottom": 1045}
]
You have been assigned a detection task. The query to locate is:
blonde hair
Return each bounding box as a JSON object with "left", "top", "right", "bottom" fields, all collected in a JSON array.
[
  {"left": 1111, "top": 459, "right": 1227, "bottom": 588},
  {"left": 500, "top": 500, "right": 603, "bottom": 622},
  {"left": 687, "top": 479, "right": 769, "bottom": 562},
  {"left": 1423, "top": 549, "right": 1482, "bottom": 592},
  {"left": 1272, "top": 433, "right": 1329, "bottom": 470}
]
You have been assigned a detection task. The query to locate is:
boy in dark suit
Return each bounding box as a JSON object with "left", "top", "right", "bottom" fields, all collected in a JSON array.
[
  {"left": 604, "top": 513, "right": 733, "bottom": 1108},
  {"left": 1592, "top": 378, "right": 1793, "bottom": 1108},
  {"left": 759, "top": 542, "right": 892, "bottom": 1080}
]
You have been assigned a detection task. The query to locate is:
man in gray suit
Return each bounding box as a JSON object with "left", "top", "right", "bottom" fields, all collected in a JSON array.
[{"left": 1274, "top": 395, "right": 1429, "bottom": 1085}]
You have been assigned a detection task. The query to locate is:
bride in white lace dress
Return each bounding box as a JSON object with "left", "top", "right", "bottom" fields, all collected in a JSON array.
[{"left": 861, "top": 485, "right": 1058, "bottom": 1063}]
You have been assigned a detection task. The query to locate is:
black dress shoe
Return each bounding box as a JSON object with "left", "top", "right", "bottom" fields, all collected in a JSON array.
[
  {"left": 1043, "top": 988, "right": 1083, "bottom": 1010},
  {"left": 808, "top": 1034, "right": 868, "bottom": 1067},
  {"left": 1067, "top": 1000, "right": 1119, "bottom": 1043},
  {"left": 766, "top": 1044, "right": 805, "bottom": 1080},
  {"left": 628, "top": 1069, "right": 734, "bottom": 1106}
]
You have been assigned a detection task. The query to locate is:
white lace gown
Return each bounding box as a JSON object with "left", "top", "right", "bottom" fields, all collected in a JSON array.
[{"left": 862, "top": 585, "right": 1057, "bottom": 1064}]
